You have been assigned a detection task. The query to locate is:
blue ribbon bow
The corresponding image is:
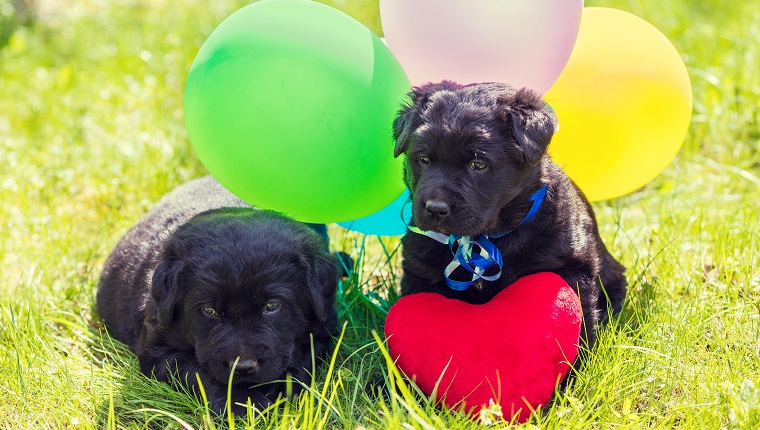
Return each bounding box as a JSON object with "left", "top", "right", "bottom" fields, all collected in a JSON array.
[{"left": 408, "top": 185, "right": 548, "bottom": 291}]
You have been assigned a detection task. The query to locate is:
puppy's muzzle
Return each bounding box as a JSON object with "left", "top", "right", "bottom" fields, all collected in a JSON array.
[
  {"left": 425, "top": 199, "right": 450, "bottom": 219},
  {"left": 231, "top": 357, "right": 260, "bottom": 374}
]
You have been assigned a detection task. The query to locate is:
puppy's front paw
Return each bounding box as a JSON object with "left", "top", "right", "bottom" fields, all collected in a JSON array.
[{"left": 208, "top": 387, "right": 274, "bottom": 417}]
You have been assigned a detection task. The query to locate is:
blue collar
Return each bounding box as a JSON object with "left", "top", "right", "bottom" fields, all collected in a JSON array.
[{"left": 408, "top": 185, "right": 548, "bottom": 291}]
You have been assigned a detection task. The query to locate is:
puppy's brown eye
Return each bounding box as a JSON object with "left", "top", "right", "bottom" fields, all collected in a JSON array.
[
  {"left": 469, "top": 160, "right": 488, "bottom": 171},
  {"left": 202, "top": 306, "right": 219, "bottom": 317},
  {"left": 417, "top": 156, "right": 431, "bottom": 166},
  {"left": 263, "top": 302, "right": 281, "bottom": 314}
]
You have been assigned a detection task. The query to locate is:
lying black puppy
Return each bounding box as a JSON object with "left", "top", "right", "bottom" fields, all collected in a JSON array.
[
  {"left": 96, "top": 175, "right": 338, "bottom": 415},
  {"left": 392, "top": 81, "right": 627, "bottom": 351}
]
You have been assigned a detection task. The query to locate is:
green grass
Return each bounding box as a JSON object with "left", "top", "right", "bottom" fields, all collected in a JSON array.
[{"left": 1, "top": 0, "right": 759, "bottom": 428}]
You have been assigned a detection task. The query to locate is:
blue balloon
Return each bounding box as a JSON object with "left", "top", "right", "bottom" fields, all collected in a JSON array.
[{"left": 338, "top": 189, "right": 411, "bottom": 236}]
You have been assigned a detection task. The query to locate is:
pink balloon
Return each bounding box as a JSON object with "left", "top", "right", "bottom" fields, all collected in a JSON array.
[{"left": 380, "top": 0, "right": 584, "bottom": 93}]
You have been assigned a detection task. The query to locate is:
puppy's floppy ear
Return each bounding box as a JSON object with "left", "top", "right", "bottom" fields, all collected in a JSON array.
[
  {"left": 393, "top": 81, "right": 463, "bottom": 158},
  {"left": 392, "top": 95, "right": 417, "bottom": 158},
  {"left": 150, "top": 258, "right": 183, "bottom": 329},
  {"left": 306, "top": 252, "right": 339, "bottom": 323},
  {"left": 498, "top": 87, "right": 559, "bottom": 166}
]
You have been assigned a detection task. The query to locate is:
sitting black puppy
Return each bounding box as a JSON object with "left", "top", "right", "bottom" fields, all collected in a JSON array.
[
  {"left": 96, "top": 175, "right": 338, "bottom": 415},
  {"left": 392, "top": 81, "right": 627, "bottom": 351}
]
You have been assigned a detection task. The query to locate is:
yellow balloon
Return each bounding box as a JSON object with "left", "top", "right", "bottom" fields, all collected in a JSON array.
[{"left": 545, "top": 7, "right": 692, "bottom": 201}]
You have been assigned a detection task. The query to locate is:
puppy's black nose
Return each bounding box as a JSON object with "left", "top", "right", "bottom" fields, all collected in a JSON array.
[
  {"left": 425, "top": 200, "right": 450, "bottom": 218},
  {"left": 231, "top": 358, "right": 259, "bottom": 373}
]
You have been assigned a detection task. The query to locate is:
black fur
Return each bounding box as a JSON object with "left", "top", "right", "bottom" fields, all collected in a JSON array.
[
  {"left": 393, "top": 81, "right": 627, "bottom": 352},
  {"left": 96, "top": 175, "right": 338, "bottom": 415}
]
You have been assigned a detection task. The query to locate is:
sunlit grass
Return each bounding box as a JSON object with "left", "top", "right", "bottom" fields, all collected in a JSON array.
[{"left": 1, "top": 0, "right": 759, "bottom": 428}]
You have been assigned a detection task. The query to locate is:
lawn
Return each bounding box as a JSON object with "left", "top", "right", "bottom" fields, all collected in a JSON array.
[{"left": 1, "top": 0, "right": 758, "bottom": 428}]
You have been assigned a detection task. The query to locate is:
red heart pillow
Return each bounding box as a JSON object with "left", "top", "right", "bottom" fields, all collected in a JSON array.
[{"left": 384, "top": 272, "right": 581, "bottom": 422}]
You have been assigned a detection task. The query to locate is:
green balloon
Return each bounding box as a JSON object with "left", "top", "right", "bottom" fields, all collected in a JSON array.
[{"left": 184, "top": 0, "right": 410, "bottom": 223}]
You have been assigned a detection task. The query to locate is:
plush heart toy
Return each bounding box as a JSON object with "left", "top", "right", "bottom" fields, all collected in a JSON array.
[{"left": 384, "top": 272, "right": 582, "bottom": 423}]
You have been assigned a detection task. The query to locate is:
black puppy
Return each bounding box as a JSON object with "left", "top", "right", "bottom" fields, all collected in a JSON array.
[
  {"left": 392, "top": 81, "right": 627, "bottom": 351},
  {"left": 96, "top": 175, "right": 338, "bottom": 415}
]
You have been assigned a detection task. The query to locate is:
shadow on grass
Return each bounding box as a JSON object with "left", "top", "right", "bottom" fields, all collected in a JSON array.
[
  {"left": 87, "top": 314, "right": 211, "bottom": 429},
  {"left": 0, "top": 0, "right": 35, "bottom": 48}
]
